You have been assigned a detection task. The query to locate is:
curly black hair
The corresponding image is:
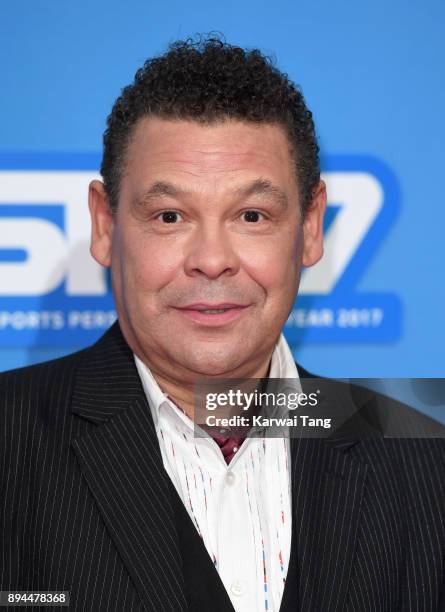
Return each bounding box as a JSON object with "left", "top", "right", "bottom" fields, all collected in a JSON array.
[{"left": 101, "top": 36, "right": 320, "bottom": 217}]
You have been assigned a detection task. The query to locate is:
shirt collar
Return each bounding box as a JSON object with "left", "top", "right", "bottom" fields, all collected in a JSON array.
[{"left": 269, "top": 332, "right": 300, "bottom": 380}]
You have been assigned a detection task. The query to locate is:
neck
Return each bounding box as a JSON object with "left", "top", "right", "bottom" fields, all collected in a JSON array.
[{"left": 146, "top": 353, "right": 274, "bottom": 420}]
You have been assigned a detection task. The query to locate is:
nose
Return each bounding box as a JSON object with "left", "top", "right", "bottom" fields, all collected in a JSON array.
[{"left": 183, "top": 223, "right": 240, "bottom": 279}]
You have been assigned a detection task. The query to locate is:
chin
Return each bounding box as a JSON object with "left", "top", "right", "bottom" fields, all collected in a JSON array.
[{"left": 179, "top": 343, "right": 249, "bottom": 378}]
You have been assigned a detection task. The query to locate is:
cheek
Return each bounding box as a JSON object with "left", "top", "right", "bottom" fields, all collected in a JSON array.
[
  {"left": 116, "top": 230, "right": 183, "bottom": 292},
  {"left": 239, "top": 229, "right": 303, "bottom": 295}
]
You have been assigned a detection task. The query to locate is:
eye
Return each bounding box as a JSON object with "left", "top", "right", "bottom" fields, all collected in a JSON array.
[
  {"left": 157, "top": 210, "right": 183, "bottom": 223},
  {"left": 241, "top": 210, "right": 265, "bottom": 223}
]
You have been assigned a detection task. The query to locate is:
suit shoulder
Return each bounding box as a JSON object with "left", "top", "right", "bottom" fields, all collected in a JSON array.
[
  {"left": 0, "top": 347, "right": 87, "bottom": 388},
  {"left": 297, "top": 367, "right": 445, "bottom": 439},
  {"left": 0, "top": 347, "right": 90, "bottom": 420}
]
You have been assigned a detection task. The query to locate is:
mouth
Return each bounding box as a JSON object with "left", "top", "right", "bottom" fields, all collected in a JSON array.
[{"left": 172, "top": 303, "right": 250, "bottom": 326}]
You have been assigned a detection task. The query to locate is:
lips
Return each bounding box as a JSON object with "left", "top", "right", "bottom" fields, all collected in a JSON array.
[
  {"left": 173, "top": 303, "right": 250, "bottom": 326},
  {"left": 178, "top": 303, "right": 247, "bottom": 311}
]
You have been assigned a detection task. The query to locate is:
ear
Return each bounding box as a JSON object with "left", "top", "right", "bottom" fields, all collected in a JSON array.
[
  {"left": 302, "top": 180, "right": 327, "bottom": 267},
  {"left": 88, "top": 180, "right": 114, "bottom": 268}
]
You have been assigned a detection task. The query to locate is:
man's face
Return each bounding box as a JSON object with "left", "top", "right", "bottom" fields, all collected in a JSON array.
[{"left": 89, "top": 118, "right": 325, "bottom": 380}]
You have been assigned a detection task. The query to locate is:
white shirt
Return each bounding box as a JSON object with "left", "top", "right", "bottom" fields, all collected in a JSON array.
[{"left": 134, "top": 334, "right": 300, "bottom": 612}]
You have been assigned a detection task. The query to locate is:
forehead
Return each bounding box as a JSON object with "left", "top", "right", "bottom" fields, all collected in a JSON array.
[{"left": 121, "top": 117, "right": 298, "bottom": 196}]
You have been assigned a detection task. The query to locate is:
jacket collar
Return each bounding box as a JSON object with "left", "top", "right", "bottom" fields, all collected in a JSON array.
[{"left": 71, "top": 321, "right": 145, "bottom": 424}]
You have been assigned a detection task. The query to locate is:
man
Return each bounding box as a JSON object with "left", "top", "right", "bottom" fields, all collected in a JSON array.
[{"left": 1, "top": 37, "right": 444, "bottom": 612}]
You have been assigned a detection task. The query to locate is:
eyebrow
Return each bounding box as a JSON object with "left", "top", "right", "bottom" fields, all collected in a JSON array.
[
  {"left": 133, "top": 178, "right": 289, "bottom": 210},
  {"left": 133, "top": 181, "right": 184, "bottom": 207},
  {"left": 233, "top": 178, "right": 289, "bottom": 211}
]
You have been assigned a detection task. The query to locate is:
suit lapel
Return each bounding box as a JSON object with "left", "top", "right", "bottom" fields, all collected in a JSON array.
[
  {"left": 290, "top": 435, "right": 367, "bottom": 611},
  {"left": 70, "top": 322, "right": 187, "bottom": 611}
]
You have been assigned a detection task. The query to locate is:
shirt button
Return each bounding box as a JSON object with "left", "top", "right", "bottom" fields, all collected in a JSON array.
[
  {"left": 225, "top": 471, "right": 236, "bottom": 486},
  {"left": 230, "top": 580, "right": 245, "bottom": 596}
]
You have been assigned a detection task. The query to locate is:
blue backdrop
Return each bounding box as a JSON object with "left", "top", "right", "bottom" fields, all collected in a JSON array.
[{"left": 1, "top": 0, "right": 444, "bottom": 381}]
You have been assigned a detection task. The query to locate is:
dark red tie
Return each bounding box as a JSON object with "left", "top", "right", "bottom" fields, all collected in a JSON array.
[{"left": 211, "top": 434, "right": 245, "bottom": 464}]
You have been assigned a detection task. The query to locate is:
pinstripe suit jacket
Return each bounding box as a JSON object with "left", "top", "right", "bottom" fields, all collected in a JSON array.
[{"left": 1, "top": 321, "right": 445, "bottom": 611}]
